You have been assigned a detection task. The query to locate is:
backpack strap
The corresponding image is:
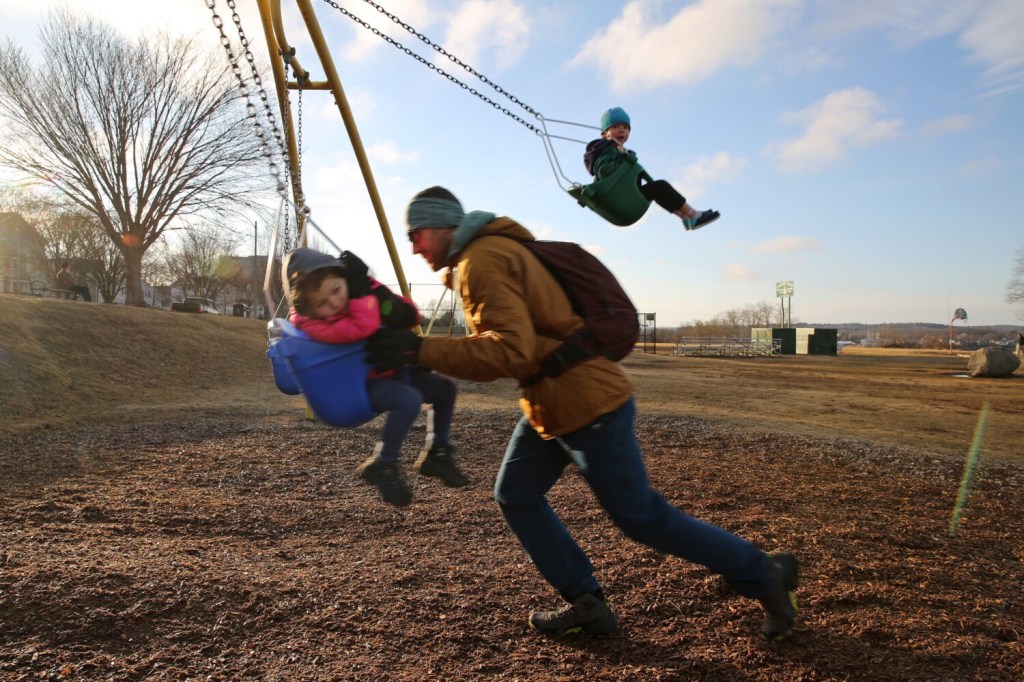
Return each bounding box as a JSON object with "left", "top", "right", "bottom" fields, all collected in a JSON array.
[{"left": 520, "top": 330, "right": 597, "bottom": 387}]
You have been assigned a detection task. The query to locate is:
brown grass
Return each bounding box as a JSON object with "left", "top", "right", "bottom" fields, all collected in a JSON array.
[{"left": 2, "top": 294, "right": 1021, "bottom": 462}]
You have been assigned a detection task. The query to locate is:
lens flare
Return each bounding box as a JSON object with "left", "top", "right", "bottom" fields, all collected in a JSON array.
[{"left": 948, "top": 401, "right": 990, "bottom": 535}]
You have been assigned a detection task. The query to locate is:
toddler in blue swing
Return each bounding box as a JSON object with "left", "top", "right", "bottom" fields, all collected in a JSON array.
[
  {"left": 585, "top": 107, "right": 720, "bottom": 231},
  {"left": 284, "top": 247, "right": 469, "bottom": 507}
]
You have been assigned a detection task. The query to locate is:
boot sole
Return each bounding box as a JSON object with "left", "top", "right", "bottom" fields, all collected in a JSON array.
[
  {"left": 763, "top": 553, "right": 799, "bottom": 640},
  {"left": 528, "top": 612, "right": 619, "bottom": 636},
  {"left": 415, "top": 459, "right": 469, "bottom": 487},
  {"left": 358, "top": 471, "right": 412, "bottom": 507}
]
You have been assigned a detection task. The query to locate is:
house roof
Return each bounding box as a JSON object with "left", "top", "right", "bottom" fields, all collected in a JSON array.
[{"left": 0, "top": 212, "right": 45, "bottom": 247}]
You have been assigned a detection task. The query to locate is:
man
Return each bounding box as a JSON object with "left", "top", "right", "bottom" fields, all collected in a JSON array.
[
  {"left": 365, "top": 186, "right": 799, "bottom": 640},
  {"left": 56, "top": 262, "right": 92, "bottom": 301}
]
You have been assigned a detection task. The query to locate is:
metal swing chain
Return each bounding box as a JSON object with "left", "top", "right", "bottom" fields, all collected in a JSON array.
[
  {"left": 296, "top": 85, "right": 304, "bottom": 243},
  {"left": 319, "top": 0, "right": 542, "bottom": 135},
  {"left": 207, "top": 0, "right": 308, "bottom": 253},
  {"left": 228, "top": 0, "right": 303, "bottom": 251}
]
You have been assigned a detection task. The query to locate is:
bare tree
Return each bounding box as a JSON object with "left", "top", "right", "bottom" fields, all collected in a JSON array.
[
  {"left": 163, "top": 225, "right": 240, "bottom": 301},
  {"left": 0, "top": 11, "right": 268, "bottom": 305},
  {"left": 743, "top": 300, "right": 777, "bottom": 329},
  {"left": 1007, "top": 247, "right": 1024, "bottom": 321},
  {"left": 88, "top": 231, "right": 128, "bottom": 304}
]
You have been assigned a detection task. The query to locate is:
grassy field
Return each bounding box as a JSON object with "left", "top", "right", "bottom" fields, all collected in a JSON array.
[{"left": 2, "top": 294, "right": 1021, "bottom": 462}]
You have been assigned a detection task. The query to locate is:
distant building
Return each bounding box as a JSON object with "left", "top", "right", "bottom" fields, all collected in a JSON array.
[{"left": 0, "top": 212, "right": 46, "bottom": 294}]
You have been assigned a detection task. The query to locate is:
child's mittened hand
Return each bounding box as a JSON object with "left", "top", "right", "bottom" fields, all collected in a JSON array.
[
  {"left": 348, "top": 275, "right": 372, "bottom": 299},
  {"left": 365, "top": 328, "right": 421, "bottom": 370},
  {"left": 340, "top": 250, "right": 369, "bottom": 278}
]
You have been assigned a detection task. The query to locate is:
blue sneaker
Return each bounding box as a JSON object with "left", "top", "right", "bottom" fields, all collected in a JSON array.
[{"left": 683, "top": 210, "right": 721, "bottom": 231}]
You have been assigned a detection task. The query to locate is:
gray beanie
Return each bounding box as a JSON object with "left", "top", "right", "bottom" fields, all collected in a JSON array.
[{"left": 282, "top": 247, "right": 345, "bottom": 311}]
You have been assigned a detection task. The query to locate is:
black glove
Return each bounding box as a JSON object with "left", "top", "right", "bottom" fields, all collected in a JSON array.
[
  {"left": 348, "top": 274, "right": 372, "bottom": 299},
  {"left": 365, "top": 327, "right": 422, "bottom": 371},
  {"left": 340, "top": 250, "right": 371, "bottom": 299},
  {"left": 374, "top": 287, "right": 419, "bottom": 328}
]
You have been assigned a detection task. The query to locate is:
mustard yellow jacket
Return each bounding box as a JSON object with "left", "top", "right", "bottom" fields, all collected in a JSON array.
[{"left": 417, "top": 217, "right": 633, "bottom": 438}]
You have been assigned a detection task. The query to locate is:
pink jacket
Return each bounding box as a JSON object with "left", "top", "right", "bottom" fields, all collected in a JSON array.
[
  {"left": 288, "top": 279, "right": 420, "bottom": 380},
  {"left": 288, "top": 294, "right": 381, "bottom": 344}
]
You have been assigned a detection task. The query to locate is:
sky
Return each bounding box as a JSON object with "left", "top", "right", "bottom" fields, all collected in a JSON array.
[{"left": 1, "top": 0, "right": 1023, "bottom": 327}]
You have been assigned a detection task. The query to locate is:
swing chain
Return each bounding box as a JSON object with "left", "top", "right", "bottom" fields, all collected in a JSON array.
[
  {"left": 319, "top": 0, "right": 542, "bottom": 135},
  {"left": 297, "top": 85, "right": 304, "bottom": 200},
  {"left": 207, "top": 0, "right": 308, "bottom": 253}
]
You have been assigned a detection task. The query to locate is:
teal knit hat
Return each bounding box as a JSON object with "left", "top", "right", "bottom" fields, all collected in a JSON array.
[
  {"left": 406, "top": 186, "right": 464, "bottom": 235},
  {"left": 600, "top": 107, "right": 630, "bottom": 131}
]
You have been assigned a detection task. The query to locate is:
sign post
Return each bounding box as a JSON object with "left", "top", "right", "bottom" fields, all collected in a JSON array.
[{"left": 776, "top": 280, "right": 794, "bottom": 327}]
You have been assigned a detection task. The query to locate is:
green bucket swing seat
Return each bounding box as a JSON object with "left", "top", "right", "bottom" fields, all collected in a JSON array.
[{"left": 567, "top": 154, "right": 654, "bottom": 227}]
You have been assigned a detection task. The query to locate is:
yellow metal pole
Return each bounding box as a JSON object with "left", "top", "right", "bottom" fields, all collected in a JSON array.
[
  {"left": 255, "top": 0, "right": 306, "bottom": 239},
  {"left": 292, "top": 0, "right": 411, "bottom": 299}
]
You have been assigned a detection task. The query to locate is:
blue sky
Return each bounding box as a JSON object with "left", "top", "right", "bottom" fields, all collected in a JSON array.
[{"left": 2, "top": 0, "right": 1022, "bottom": 326}]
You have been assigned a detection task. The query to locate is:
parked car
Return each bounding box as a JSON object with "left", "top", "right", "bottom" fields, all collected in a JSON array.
[{"left": 170, "top": 297, "right": 222, "bottom": 314}]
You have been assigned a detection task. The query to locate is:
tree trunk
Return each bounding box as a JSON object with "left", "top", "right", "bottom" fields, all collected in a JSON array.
[{"left": 123, "top": 245, "right": 145, "bottom": 306}]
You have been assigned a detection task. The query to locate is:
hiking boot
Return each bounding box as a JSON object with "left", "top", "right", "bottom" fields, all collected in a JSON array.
[
  {"left": 683, "top": 209, "right": 721, "bottom": 231},
  {"left": 759, "top": 552, "right": 799, "bottom": 640},
  {"left": 414, "top": 445, "right": 469, "bottom": 487},
  {"left": 528, "top": 593, "right": 619, "bottom": 636},
  {"left": 357, "top": 456, "right": 412, "bottom": 507}
]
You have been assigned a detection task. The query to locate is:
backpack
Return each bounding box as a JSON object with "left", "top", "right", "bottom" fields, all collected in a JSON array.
[{"left": 494, "top": 236, "right": 639, "bottom": 384}]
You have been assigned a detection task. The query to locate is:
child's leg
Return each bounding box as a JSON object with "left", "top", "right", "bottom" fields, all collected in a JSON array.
[
  {"left": 638, "top": 179, "right": 686, "bottom": 214},
  {"left": 408, "top": 368, "right": 469, "bottom": 487},
  {"left": 640, "top": 178, "right": 719, "bottom": 230},
  {"left": 408, "top": 367, "right": 456, "bottom": 448},
  {"left": 365, "top": 378, "right": 423, "bottom": 463}
]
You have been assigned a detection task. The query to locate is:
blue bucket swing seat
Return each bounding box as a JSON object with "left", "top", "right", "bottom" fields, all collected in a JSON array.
[
  {"left": 266, "top": 318, "right": 376, "bottom": 428},
  {"left": 567, "top": 154, "right": 654, "bottom": 227}
]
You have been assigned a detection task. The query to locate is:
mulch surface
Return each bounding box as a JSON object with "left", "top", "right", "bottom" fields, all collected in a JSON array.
[{"left": 1, "top": 406, "right": 1021, "bottom": 681}]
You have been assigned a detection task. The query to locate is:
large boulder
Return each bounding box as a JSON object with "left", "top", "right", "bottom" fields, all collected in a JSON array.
[{"left": 967, "top": 347, "right": 1021, "bottom": 378}]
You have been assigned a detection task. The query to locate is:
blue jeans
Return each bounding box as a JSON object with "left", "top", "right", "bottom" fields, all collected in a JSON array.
[
  {"left": 493, "top": 397, "right": 773, "bottom": 601},
  {"left": 366, "top": 367, "right": 455, "bottom": 463}
]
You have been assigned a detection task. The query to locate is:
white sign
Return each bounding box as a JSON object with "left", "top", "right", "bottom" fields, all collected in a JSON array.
[{"left": 776, "top": 280, "right": 794, "bottom": 297}]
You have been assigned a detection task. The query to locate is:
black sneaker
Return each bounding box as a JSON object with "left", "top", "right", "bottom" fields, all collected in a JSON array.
[
  {"left": 357, "top": 456, "right": 412, "bottom": 507},
  {"left": 760, "top": 552, "right": 799, "bottom": 640},
  {"left": 414, "top": 445, "right": 469, "bottom": 487},
  {"left": 528, "top": 593, "right": 619, "bottom": 636},
  {"left": 683, "top": 209, "right": 721, "bottom": 231}
]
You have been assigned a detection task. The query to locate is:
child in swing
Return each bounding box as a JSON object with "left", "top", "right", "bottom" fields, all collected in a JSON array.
[
  {"left": 284, "top": 246, "right": 469, "bottom": 507},
  {"left": 584, "top": 107, "right": 721, "bottom": 231}
]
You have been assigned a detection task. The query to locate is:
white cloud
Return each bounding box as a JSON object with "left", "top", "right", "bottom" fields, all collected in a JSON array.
[
  {"left": 921, "top": 114, "right": 974, "bottom": 136},
  {"left": 1, "top": 0, "right": 237, "bottom": 43},
  {"left": 569, "top": 0, "right": 803, "bottom": 92},
  {"left": 679, "top": 152, "right": 748, "bottom": 197},
  {"left": 724, "top": 262, "right": 756, "bottom": 280},
  {"left": 336, "top": 0, "right": 530, "bottom": 73},
  {"left": 368, "top": 140, "right": 420, "bottom": 165},
  {"left": 958, "top": 156, "right": 1003, "bottom": 176},
  {"left": 752, "top": 236, "right": 822, "bottom": 255},
  {"left": 444, "top": 0, "right": 531, "bottom": 72},
  {"left": 337, "top": 0, "right": 434, "bottom": 62},
  {"left": 320, "top": 89, "right": 377, "bottom": 121},
  {"left": 958, "top": 0, "right": 1024, "bottom": 93},
  {"left": 763, "top": 87, "right": 902, "bottom": 173},
  {"left": 809, "top": 1, "right": 980, "bottom": 46},
  {"left": 806, "top": 1, "right": 1024, "bottom": 94}
]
